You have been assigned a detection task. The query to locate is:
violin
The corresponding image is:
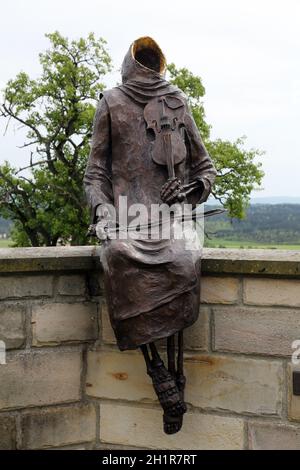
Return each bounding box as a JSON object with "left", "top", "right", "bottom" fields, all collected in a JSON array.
[{"left": 144, "top": 95, "right": 187, "bottom": 180}]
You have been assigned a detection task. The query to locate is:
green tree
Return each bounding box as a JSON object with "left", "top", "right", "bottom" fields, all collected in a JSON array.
[
  {"left": 0, "top": 32, "right": 111, "bottom": 246},
  {"left": 168, "top": 64, "right": 264, "bottom": 219}
]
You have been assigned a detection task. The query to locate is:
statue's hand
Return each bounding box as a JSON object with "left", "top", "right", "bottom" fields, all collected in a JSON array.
[{"left": 160, "top": 177, "right": 185, "bottom": 205}]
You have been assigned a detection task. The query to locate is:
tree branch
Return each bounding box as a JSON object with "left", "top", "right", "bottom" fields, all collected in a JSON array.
[
  {"left": 1, "top": 104, "right": 44, "bottom": 142},
  {"left": 15, "top": 158, "right": 56, "bottom": 174}
]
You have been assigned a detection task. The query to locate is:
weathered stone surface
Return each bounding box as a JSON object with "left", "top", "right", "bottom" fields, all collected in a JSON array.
[
  {"left": 32, "top": 302, "right": 98, "bottom": 346},
  {"left": 0, "top": 304, "right": 25, "bottom": 349},
  {"left": 248, "top": 422, "right": 300, "bottom": 450},
  {"left": 86, "top": 350, "right": 283, "bottom": 416},
  {"left": 101, "top": 301, "right": 116, "bottom": 344},
  {"left": 202, "top": 248, "right": 300, "bottom": 277},
  {"left": 0, "top": 246, "right": 102, "bottom": 274},
  {"left": 98, "top": 442, "right": 145, "bottom": 450},
  {"left": 2, "top": 247, "right": 300, "bottom": 277},
  {"left": 100, "top": 403, "right": 244, "bottom": 449},
  {"left": 50, "top": 444, "right": 90, "bottom": 450},
  {"left": 185, "top": 354, "right": 283, "bottom": 415},
  {"left": 57, "top": 275, "right": 86, "bottom": 296},
  {"left": 214, "top": 307, "right": 300, "bottom": 356},
  {"left": 0, "top": 350, "right": 81, "bottom": 410},
  {"left": 288, "top": 364, "right": 300, "bottom": 421},
  {"left": 200, "top": 277, "right": 239, "bottom": 304},
  {"left": 185, "top": 307, "right": 210, "bottom": 351},
  {"left": 0, "top": 275, "right": 53, "bottom": 299},
  {"left": 0, "top": 415, "right": 16, "bottom": 449},
  {"left": 244, "top": 278, "right": 300, "bottom": 307},
  {"left": 0, "top": 247, "right": 299, "bottom": 451},
  {"left": 86, "top": 351, "right": 155, "bottom": 401},
  {"left": 21, "top": 404, "right": 96, "bottom": 449}
]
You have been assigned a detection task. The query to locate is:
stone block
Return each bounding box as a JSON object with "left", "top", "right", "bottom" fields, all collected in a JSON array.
[
  {"left": 244, "top": 278, "right": 300, "bottom": 307},
  {"left": 0, "top": 350, "right": 81, "bottom": 410},
  {"left": 0, "top": 415, "right": 16, "bottom": 449},
  {"left": 21, "top": 404, "right": 96, "bottom": 449},
  {"left": 0, "top": 304, "right": 25, "bottom": 349},
  {"left": 201, "top": 277, "right": 239, "bottom": 304},
  {"left": 57, "top": 275, "right": 86, "bottom": 296},
  {"left": 249, "top": 422, "right": 300, "bottom": 450},
  {"left": 32, "top": 302, "right": 98, "bottom": 345},
  {"left": 100, "top": 403, "right": 244, "bottom": 450},
  {"left": 0, "top": 275, "right": 53, "bottom": 299},
  {"left": 214, "top": 307, "right": 300, "bottom": 356}
]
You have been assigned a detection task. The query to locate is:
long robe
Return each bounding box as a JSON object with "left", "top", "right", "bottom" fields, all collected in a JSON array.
[{"left": 84, "top": 42, "right": 217, "bottom": 350}]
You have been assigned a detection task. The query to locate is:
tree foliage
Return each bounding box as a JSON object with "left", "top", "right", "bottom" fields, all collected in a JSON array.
[
  {"left": 0, "top": 34, "right": 263, "bottom": 246},
  {"left": 0, "top": 32, "right": 111, "bottom": 246}
]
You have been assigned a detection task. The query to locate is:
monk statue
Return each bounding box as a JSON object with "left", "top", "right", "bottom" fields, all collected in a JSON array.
[{"left": 84, "top": 36, "right": 217, "bottom": 434}]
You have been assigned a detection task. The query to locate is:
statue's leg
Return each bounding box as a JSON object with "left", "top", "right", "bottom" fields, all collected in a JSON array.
[
  {"left": 164, "top": 332, "right": 186, "bottom": 434},
  {"left": 176, "top": 331, "right": 186, "bottom": 396},
  {"left": 167, "top": 335, "right": 176, "bottom": 375},
  {"left": 139, "top": 341, "right": 186, "bottom": 423},
  {"left": 163, "top": 335, "right": 183, "bottom": 434},
  {"left": 149, "top": 342, "right": 162, "bottom": 366},
  {"left": 140, "top": 344, "right": 152, "bottom": 375}
]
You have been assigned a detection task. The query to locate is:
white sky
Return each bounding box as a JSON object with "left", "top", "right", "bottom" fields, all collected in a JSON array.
[{"left": 0, "top": 0, "right": 299, "bottom": 197}]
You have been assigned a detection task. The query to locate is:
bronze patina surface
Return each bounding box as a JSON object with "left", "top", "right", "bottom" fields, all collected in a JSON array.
[{"left": 84, "top": 36, "right": 217, "bottom": 433}]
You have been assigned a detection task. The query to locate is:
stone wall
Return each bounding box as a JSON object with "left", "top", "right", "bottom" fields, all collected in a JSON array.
[{"left": 0, "top": 246, "right": 300, "bottom": 450}]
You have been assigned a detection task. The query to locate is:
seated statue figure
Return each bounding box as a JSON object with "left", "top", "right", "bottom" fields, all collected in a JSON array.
[{"left": 84, "top": 36, "right": 217, "bottom": 434}]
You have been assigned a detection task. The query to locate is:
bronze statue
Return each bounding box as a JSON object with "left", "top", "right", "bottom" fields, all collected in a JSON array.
[{"left": 84, "top": 37, "right": 217, "bottom": 434}]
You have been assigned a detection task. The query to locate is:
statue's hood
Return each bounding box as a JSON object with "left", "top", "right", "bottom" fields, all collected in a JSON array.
[
  {"left": 121, "top": 36, "right": 167, "bottom": 83},
  {"left": 118, "top": 36, "right": 180, "bottom": 105}
]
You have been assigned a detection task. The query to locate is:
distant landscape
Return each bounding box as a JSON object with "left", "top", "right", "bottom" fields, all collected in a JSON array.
[
  {"left": 206, "top": 196, "right": 300, "bottom": 206},
  {"left": 204, "top": 203, "right": 300, "bottom": 250},
  {"left": 0, "top": 218, "right": 11, "bottom": 233},
  {"left": 1, "top": 201, "right": 300, "bottom": 249},
  {"left": 0, "top": 218, "right": 11, "bottom": 247}
]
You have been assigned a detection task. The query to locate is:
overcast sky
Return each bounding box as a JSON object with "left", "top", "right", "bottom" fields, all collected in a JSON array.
[{"left": 0, "top": 0, "right": 299, "bottom": 197}]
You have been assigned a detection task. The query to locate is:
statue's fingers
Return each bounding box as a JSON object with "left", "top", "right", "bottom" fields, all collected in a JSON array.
[
  {"left": 165, "top": 188, "right": 181, "bottom": 205},
  {"left": 161, "top": 178, "right": 181, "bottom": 201},
  {"left": 160, "top": 182, "right": 172, "bottom": 198},
  {"left": 162, "top": 179, "right": 176, "bottom": 191},
  {"left": 170, "top": 181, "right": 181, "bottom": 195},
  {"left": 161, "top": 186, "right": 172, "bottom": 199},
  {"left": 160, "top": 186, "right": 169, "bottom": 198},
  {"left": 161, "top": 181, "right": 169, "bottom": 191},
  {"left": 163, "top": 180, "right": 180, "bottom": 199}
]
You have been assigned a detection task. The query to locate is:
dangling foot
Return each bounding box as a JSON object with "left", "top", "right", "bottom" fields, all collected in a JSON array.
[
  {"left": 148, "top": 359, "right": 187, "bottom": 417},
  {"left": 163, "top": 413, "right": 183, "bottom": 435},
  {"left": 163, "top": 372, "right": 187, "bottom": 434}
]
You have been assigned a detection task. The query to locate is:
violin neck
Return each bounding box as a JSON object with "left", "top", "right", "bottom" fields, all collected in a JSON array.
[
  {"left": 162, "top": 133, "right": 175, "bottom": 179},
  {"left": 168, "top": 159, "right": 175, "bottom": 179}
]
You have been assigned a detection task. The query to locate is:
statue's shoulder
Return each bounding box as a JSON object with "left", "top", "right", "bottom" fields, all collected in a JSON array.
[
  {"left": 174, "top": 89, "right": 189, "bottom": 106},
  {"left": 99, "top": 87, "right": 125, "bottom": 107}
]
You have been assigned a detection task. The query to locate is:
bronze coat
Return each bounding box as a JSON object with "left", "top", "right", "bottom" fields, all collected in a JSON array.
[{"left": 84, "top": 38, "right": 217, "bottom": 350}]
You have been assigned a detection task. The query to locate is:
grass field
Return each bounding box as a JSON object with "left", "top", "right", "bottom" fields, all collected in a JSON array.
[
  {"left": 0, "top": 239, "right": 12, "bottom": 248},
  {"left": 205, "top": 237, "right": 300, "bottom": 250}
]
